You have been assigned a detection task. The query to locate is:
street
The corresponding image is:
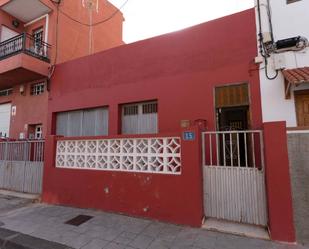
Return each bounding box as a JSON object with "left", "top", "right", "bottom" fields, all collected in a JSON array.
[{"left": 0, "top": 193, "right": 308, "bottom": 249}]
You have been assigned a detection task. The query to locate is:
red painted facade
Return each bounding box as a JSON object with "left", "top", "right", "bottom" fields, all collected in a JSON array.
[
  {"left": 40, "top": 9, "right": 296, "bottom": 242},
  {"left": 43, "top": 9, "right": 261, "bottom": 224},
  {"left": 263, "top": 122, "right": 296, "bottom": 242},
  {"left": 43, "top": 126, "right": 204, "bottom": 227},
  {"left": 48, "top": 9, "right": 262, "bottom": 135}
]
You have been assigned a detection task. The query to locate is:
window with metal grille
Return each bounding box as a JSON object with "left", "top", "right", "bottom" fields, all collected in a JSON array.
[
  {"left": 142, "top": 102, "right": 158, "bottom": 114},
  {"left": 56, "top": 107, "right": 109, "bottom": 137},
  {"left": 122, "top": 101, "right": 158, "bottom": 134},
  {"left": 123, "top": 105, "right": 138, "bottom": 116},
  {"left": 0, "top": 88, "right": 13, "bottom": 97},
  {"left": 30, "top": 82, "right": 45, "bottom": 96}
]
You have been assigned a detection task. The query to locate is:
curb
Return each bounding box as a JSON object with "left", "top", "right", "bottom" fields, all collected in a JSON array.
[{"left": 0, "top": 228, "right": 73, "bottom": 249}]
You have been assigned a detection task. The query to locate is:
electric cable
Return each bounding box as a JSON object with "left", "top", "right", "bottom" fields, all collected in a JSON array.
[
  {"left": 48, "top": 1, "right": 60, "bottom": 81},
  {"left": 266, "top": 0, "right": 274, "bottom": 42},
  {"left": 256, "top": 0, "right": 279, "bottom": 80},
  {"left": 50, "top": 0, "right": 129, "bottom": 27},
  {"left": 264, "top": 57, "right": 279, "bottom": 80}
]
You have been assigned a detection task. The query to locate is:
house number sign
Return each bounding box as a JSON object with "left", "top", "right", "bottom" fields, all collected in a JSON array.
[{"left": 183, "top": 131, "right": 195, "bottom": 141}]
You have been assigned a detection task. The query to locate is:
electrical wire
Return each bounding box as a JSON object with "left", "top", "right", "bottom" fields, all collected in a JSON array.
[
  {"left": 256, "top": 0, "right": 279, "bottom": 80},
  {"left": 53, "top": 0, "right": 129, "bottom": 27},
  {"left": 266, "top": 0, "right": 274, "bottom": 42},
  {"left": 264, "top": 57, "right": 279, "bottom": 80},
  {"left": 47, "top": 1, "right": 60, "bottom": 82},
  {"left": 257, "top": 0, "right": 266, "bottom": 58},
  {"left": 48, "top": 0, "right": 128, "bottom": 78}
]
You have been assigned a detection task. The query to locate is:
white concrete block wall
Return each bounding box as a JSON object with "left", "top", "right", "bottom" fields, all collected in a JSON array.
[{"left": 255, "top": 0, "right": 309, "bottom": 127}]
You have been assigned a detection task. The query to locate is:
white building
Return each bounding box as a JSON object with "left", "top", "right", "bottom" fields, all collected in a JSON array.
[{"left": 255, "top": 0, "right": 309, "bottom": 127}]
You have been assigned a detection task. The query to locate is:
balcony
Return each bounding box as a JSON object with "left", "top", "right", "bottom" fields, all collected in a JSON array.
[
  {"left": 0, "top": 33, "right": 51, "bottom": 88},
  {"left": 0, "top": 0, "right": 51, "bottom": 23}
]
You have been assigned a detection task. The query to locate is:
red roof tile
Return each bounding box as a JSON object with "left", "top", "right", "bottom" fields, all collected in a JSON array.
[{"left": 282, "top": 67, "right": 309, "bottom": 85}]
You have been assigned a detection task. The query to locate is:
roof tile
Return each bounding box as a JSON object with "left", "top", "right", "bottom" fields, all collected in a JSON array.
[{"left": 282, "top": 67, "right": 309, "bottom": 85}]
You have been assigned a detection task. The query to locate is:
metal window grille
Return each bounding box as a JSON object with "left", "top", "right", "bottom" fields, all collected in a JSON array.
[
  {"left": 142, "top": 102, "right": 158, "bottom": 114},
  {"left": 123, "top": 105, "right": 138, "bottom": 116},
  {"left": 30, "top": 82, "right": 45, "bottom": 96},
  {"left": 122, "top": 101, "right": 158, "bottom": 134},
  {"left": 0, "top": 88, "right": 13, "bottom": 97}
]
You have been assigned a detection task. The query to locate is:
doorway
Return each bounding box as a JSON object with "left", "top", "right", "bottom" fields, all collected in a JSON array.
[
  {"left": 217, "top": 106, "right": 249, "bottom": 131},
  {"left": 295, "top": 90, "right": 309, "bottom": 127},
  {"left": 201, "top": 83, "right": 268, "bottom": 228},
  {"left": 215, "top": 84, "right": 251, "bottom": 166},
  {"left": 216, "top": 106, "right": 249, "bottom": 166}
]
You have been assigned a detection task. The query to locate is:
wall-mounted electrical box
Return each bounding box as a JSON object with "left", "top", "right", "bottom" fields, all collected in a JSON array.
[
  {"left": 274, "top": 53, "right": 286, "bottom": 70},
  {"left": 262, "top": 32, "right": 272, "bottom": 44}
]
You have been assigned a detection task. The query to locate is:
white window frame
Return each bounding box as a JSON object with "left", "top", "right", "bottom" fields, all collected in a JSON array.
[
  {"left": 122, "top": 101, "right": 158, "bottom": 134},
  {"left": 0, "top": 88, "right": 13, "bottom": 97},
  {"left": 30, "top": 82, "right": 45, "bottom": 96},
  {"left": 34, "top": 125, "right": 43, "bottom": 139}
]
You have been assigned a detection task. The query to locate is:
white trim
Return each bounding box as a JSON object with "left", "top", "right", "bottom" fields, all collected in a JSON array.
[
  {"left": 24, "top": 14, "right": 49, "bottom": 44},
  {"left": 287, "top": 130, "right": 309, "bottom": 134},
  {"left": 45, "top": 14, "right": 49, "bottom": 44},
  {"left": 24, "top": 14, "right": 48, "bottom": 27}
]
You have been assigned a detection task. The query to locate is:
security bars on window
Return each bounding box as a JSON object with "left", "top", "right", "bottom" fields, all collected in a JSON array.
[
  {"left": 31, "top": 82, "right": 45, "bottom": 96},
  {"left": 56, "top": 137, "right": 181, "bottom": 174}
]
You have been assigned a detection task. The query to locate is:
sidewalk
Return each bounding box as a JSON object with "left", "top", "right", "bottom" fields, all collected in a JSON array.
[{"left": 0, "top": 202, "right": 308, "bottom": 249}]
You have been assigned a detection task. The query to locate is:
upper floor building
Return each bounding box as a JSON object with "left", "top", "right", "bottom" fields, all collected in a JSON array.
[
  {"left": 255, "top": 0, "right": 309, "bottom": 128},
  {"left": 0, "top": 0, "right": 124, "bottom": 88},
  {"left": 0, "top": 0, "right": 124, "bottom": 138}
]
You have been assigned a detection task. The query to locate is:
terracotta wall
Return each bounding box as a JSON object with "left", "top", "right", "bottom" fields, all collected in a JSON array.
[
  {"left": 0, "top": 10, "right": 24, "bottom": 36},
  {"left": 0, "top": 81, "right": 48, "bottom": 139},
  {"left": 42, "top": 0, "right": 124, "bottom": 64}
]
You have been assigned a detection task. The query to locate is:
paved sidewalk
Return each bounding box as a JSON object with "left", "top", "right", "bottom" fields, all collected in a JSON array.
[
  {"left": 0, "top": 203, "right": 308, "bottom": 249},
  {"left": 0, "top": 193, "right": 33, "bottom": 216}
]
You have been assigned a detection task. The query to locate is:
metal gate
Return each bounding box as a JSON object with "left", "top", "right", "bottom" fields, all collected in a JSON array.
[
  {"left": 202, "top": 130, "right": 268, "bottom": 226},
  {"left": 0, "top": 140, "right": 44, "bottom": 194}
]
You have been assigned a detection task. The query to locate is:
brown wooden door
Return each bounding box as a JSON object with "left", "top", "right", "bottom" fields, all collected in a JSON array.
[{"left": 295, "top": 93, "right": 309, "bottom": 126}]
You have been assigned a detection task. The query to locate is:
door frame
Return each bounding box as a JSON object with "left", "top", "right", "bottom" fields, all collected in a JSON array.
[
  {"left": 213, "top": 82, "right": 252, "bottom": 131},
  {"left": 294, "top": 89, "right": 309, "bottom": 127}
]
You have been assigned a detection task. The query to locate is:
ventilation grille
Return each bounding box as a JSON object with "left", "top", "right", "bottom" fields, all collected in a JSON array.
[
  {"left": 142, "top": 102, "right": 158, "bottom": 114},
  {"left": 123, "top": 105, "right": 138, "bottom": 116}
]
